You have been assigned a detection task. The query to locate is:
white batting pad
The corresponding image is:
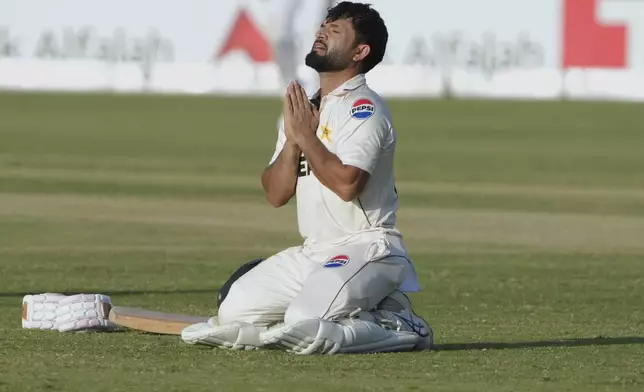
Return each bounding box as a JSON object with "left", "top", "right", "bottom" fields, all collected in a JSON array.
[
  {"left": 181, "top": 320, "right": 262, "bottom": 350},
  {"left": 370, "top": 309, "right": 433, "bottom": 351},
  {"left": 22, "top": 293, "right": 117, "bottom": 333},
  {"left": 259, "top": 318, "right": 420, "bottom": 355}
]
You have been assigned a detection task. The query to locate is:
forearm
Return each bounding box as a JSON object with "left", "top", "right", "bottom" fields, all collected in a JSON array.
[
  {"left": 261, "top": 141, "right": 301, "bottom": 207},
  {"left": 297, "top": 133, "right": 361, "bottom": 201}
]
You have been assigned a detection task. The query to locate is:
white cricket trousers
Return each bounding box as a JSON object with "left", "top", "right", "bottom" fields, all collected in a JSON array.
[{"left": 218, "top": 231, "right": 416, "bottom": 326}]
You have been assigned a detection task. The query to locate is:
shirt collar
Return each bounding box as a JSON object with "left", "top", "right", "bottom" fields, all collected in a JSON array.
[
  {"left": 311, "top": 74, "right": 366, "bottom": 100},
  {"left": 331, "top": 73, "right": 366, "bottom": 95}
]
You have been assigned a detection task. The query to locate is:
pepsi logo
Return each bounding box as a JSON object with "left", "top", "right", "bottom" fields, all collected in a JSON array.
[
  {"left": 350, "top": 99, "right": 375, "bottom": 120},
  {"left": 323, "top": 255, "right": 350, "bottom": 268}
]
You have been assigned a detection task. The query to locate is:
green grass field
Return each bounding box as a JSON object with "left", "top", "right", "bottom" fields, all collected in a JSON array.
[{"left": 0, "top": 92, "right": 643, "bottom": 391}]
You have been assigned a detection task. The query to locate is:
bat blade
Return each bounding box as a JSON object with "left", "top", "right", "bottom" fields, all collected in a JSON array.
[{"left": 108, "top": 306, "right": 210, "bottom": 335}]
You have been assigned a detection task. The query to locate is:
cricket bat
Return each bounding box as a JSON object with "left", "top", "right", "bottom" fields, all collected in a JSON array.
[{"left": 108, "top": 306, "right": 210, "bottom": 335}]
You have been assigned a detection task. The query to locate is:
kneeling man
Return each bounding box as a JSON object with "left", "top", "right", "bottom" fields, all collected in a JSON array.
[{"left": 182, "top": 2, "right": 432, "bottom": 355}]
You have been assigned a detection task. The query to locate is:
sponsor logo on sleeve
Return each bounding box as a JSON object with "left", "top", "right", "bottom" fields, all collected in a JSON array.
[{"left": 350, "top": 99, "right": 375, "bottom": 120}]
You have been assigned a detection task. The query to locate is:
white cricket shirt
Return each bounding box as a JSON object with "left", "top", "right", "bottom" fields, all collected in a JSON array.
[{"left": 270, "top": 74, "right": 400, "bottom": 245}]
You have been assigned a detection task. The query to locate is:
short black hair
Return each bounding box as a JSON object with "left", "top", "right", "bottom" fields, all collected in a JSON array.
[{"left": 325, "top": 2, "right": 388, "bottom": 74}]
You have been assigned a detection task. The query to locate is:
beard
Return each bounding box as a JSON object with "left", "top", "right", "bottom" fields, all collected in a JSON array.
[{"left": 305, "top": 48, "right": 349, "bottom": 72}]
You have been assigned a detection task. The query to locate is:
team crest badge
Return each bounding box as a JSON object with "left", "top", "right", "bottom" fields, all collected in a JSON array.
[
  {"left": 350, "top": 99, "right": 375, "bottom": 120},
  {"left": 324, "top": 255, "right": 350, "bottom": 268}
]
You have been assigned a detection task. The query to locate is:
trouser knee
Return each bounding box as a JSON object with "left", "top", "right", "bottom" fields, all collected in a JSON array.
[
  {"left": 217, "top": 283, "right": 263, "bottom": 325},
  {"left": 217, "top": 284, "right": 244, "bottom": 325},
  {"left": 284, "top": 289, "right": 356, "bottom": 325},
  {"left": 283, "top": 302, "right": 318, "bottom": 325}
]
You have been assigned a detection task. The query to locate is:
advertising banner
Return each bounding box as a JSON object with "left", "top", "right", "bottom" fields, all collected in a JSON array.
[{"left": 0, "top": 0, "right": 642, "bottom": 100}]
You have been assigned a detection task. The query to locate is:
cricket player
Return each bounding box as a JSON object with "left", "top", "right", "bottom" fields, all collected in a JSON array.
[{"left": 182, "top": 1, "right": 433, "bottom": 355}]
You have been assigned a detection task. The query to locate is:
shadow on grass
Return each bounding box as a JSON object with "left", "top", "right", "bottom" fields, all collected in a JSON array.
[
  {"left": 0, "top": 288, "right": 219, "bottom": 298},
  {"left": 433, "top": 336, "right": 644, "bottom": 351}
]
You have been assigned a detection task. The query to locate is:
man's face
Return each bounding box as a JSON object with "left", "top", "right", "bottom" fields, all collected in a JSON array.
[{"left": 305, "top": 18, "right": 359, "bottom": 72}]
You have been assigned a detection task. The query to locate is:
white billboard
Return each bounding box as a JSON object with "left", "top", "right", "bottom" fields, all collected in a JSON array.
[{"left": 0, "top": 0, "right": 642, "bottom": 100}]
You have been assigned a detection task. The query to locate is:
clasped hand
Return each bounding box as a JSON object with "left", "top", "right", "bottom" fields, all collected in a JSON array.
[{"left": 283, "top": 81, "right": 320, "bottom": 146}]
